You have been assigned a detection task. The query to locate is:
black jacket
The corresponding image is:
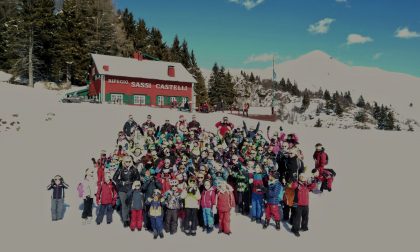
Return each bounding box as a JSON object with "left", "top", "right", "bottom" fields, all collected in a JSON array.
[
  {"left": 113, "top": 166, "right": 140, "bottom": 193},
  {"left": 141, "top": 177, "right": 163, "bottom": 199},
  {"left": 123, "top": 120, "right": 137, "bottom": 137}
]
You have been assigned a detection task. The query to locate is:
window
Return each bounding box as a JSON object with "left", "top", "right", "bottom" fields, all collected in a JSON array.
[
  {"left": 134, "top": 95, "right": 146, "bottom": 105},
  {"left": 111, "top": 94, "right": 123, "bottom": 104},
  {"left": 182, "top": 97, "right": 188, "bottom": 105},
  {"left": 157, "top": 96, "right": 164, "bottom": 106},
  {"left": 170, "top": 97, "right": 177, "bottom": 103}
]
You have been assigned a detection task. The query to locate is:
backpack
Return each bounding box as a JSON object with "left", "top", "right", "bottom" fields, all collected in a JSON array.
[{"left": 77, "top": 182, "right": 84, "bottom": 198}]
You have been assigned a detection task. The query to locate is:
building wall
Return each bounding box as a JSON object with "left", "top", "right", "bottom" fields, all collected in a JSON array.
[{"left": 103, "top": 75, "right": 192, "bottom": 107}]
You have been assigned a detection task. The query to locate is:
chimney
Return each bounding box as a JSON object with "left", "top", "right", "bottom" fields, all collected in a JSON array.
[
  {"left": 168, "top": 65, "right": 175, "bottom": 77},
  {"left": 133, "top": 51, "right": 143, "bottom": 61},
  {"left": 103, "top": 65, "right": 109, "bottom": 72}
]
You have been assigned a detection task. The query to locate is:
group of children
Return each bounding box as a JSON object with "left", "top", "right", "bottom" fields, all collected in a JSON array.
[{"left": 48, "top": 113, "right": 336, "bottom": 239}]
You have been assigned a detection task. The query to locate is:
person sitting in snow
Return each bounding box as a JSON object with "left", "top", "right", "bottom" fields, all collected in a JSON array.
[{"left": 47, "top": 175, "right": 69, "bottom": 221}]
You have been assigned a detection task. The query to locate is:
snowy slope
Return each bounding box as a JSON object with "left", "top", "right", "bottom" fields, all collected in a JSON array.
[
  {"left": 203, "top": 51, "right": 420, "bottom": 121},
  {"left": 1, "top": 83, "right": 419, "bottom": 251}
]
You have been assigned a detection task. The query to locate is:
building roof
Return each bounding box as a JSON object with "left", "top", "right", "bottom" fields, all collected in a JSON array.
[{"left": 91, "top": 54, "right": 197, "bottom": 83}]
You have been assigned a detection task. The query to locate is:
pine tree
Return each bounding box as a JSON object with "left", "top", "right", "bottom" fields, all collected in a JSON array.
[
  {"left": 190, "top": 50, "right": 207, "bottom": 106},
  {"left": 384, "top": 111, "right": 395, "bottom": 130},
  {"left": 357, "top": 95, "right": 366, "bottom": 108},
  {"left": 121, "top": 8, "right": 136, "bottom": 39},
  {"left": 324, "top": 90, "right": 331, "bottom": 101},
  {"left": 249, "top": 72, "right": 255, "bottom": 83},
  {"left": 314, "top": 118, "right": 322, "bottom": 127},
  {"left": 149, "top": 27, "right": 169, "bottom": 60},
  {"left": 301, "top": 91, "right": 310, "bottom": 113},
  {"left": 355, "top": 110, "right": 368, "bottom": 123},
  {"left": 170, "top": 35, "right": 181, "bottom": 62},
  {"left": 279, "top": 78, "right": 286, "bottom": 91},
  {"left": 133, "top": 19, "right": 149, "bottom": 53},
  {"left": 316, "top": 87, "right": 323, "bottom": 99},
  {"left": 180, "top": 40, "right": 191, "bottom": 69},
  {"left": 335, "top": 101, "right": 343, "bottom": 116}
]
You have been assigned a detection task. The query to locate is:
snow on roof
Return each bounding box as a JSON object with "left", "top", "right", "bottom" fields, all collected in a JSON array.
[{"left": 91, "top": 54, "right": 197, "bottom": 83}]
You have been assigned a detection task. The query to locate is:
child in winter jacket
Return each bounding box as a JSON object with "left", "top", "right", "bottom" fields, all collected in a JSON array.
[
  {"left": 81, "top": 168, "right": 96, "bottom": 225},
  {"left": 126, "top": 180, "right": 145, "bottom": 231},
  {"left": 95, "top": 174, "right": 117, "bottom": 225},
  {"left": 290, "top": 174, "right": 317, "bottom": 237},
  {"left": 181, "top": 177, "right": 201, "bottom": 236},
  {"left": 249, "top": 164, "right": 267, "bottom": 223},
  {"left": 216, "top": 181, "right": 235, "bottom": 235},
  {"left": 200, "top": 180, "right": 216, "bottom": 233},
  {"left": 146, "top": 189, "right": 165, "bottom": 239},
  {"left": 263, "top": 172, "right": 283, "bottom": 230},
  {"left": 163, "top": 179, "right": 182, "bottom": 235},
  {"left": 47, "top": 175, "right": 69, "bottom": 221}
]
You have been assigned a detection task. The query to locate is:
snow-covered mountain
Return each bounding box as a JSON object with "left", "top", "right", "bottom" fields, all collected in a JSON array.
[{"left": 203, "top": 50, "right": 420, "bottom": 121}]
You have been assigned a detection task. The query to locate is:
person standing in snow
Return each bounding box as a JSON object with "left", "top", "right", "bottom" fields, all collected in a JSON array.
[
  {"left": 81, "top": 168, "right": 96, "bottom": 225},
  {"left": 113, "top": 155, "right": 140, "bottom": 227},
  {"left": 216, "top": 181, "right": 235, "bottom": 235},
  {"left": 47, "top": 175, "right": 69, "bottom": 221},
  {"left": 95, "top": 174, "right": 117, "bottom": 225},
  {"left": 215, "top": 116, "right": 234, "bottom": 139},
  {"left": 123, "top": 115, "right": 137, "bottom": 139},
  {"left": 263, "top": 172, "right": 283, "bottom": 230}
]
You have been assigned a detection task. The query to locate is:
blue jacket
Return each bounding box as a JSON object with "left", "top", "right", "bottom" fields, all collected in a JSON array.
[{"left": 266, "top": 180, "right": 283, "bottom": 205}]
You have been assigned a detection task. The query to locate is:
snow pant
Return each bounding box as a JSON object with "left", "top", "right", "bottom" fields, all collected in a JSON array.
[
  {"left": 237, "top": 191, "right": 250, "bottom": 215},
  {"left": 178, "top": 209, "right": 185, "bottom": 231},
  {"left": 82, "top": 197, "right": 93, "bottom": 219},
  {"left": 184, "top": 208, "right": 198, "bottom": 232},
  {"left": 218, "top": 210, "right": 231, "bottom": 233},
  {"left": 164, "top": 209, "right": 178, "bottom": 233},
  {"left": 265, "top": 204, "right": 281, "bottom": 222},
  {"left": 118, "top": 192, "right": 129, "bottom": 222},
  {"left": 251, "top": 193, "right": 264, "bottom": 219},
  {"left": 292, "top": 206, "right": 309, "bottom": 232},
  {"left": 51, "top": 198, "right": 64, "bottom": 221},
  {"left": 320, "top": 176, "right": 334, "bottom": 191},
  {"left": 96, "top": 204, "right": 113, "bottom": 224},
  {"left": 202, "top": 208, "right": 214, "bottom": 228},
  {"left": 283, "top": 204, "right": 295, "bottom": 221},
  {"left": 130, "top": 209, "right": 143, "bottom": 230},
  {"left": 150, "top": 216, "right": 163, "bottom": 234}
]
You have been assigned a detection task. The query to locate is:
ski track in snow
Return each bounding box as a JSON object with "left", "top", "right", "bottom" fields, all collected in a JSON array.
[{"left": 0, "top": 83, "right": 419, "bottom": 251}]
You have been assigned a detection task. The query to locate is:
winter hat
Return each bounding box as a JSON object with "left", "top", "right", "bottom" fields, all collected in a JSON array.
[
  {"left": 153, "top": 189, "right": 161, "bottom": 196},
  {"left": 132, "top": 180, "right": 141, "bottom": 189}
]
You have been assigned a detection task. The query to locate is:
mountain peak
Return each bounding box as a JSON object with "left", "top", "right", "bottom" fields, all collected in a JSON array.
[{"left": 299, "top": 50, "right": 334, "bottom": 61}]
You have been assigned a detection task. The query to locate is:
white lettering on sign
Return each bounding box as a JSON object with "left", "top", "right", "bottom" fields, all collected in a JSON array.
[
  {"left": 156, "top": 84, "right": 188, "bottom": 91},
  {"left": 108, "top": 78, "right": 188, "bottom": 91}
]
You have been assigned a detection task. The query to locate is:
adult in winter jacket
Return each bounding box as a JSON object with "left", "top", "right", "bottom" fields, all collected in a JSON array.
[
  {"left": 215, "top": 116, "right": 234, "bottom": 138},
  {"left": 47, "top": 175, "right": 69, "bottom": 221},
  {"left": 290, "top": 174, "right": 317, "bottom": 237},
  {"left": 242, "top": 121, "right": 260, "bottom": 140},
  {"left": 216, "top": 182, "right": 235, "bottom": 235},
  {"left": 113, "top": 156, "right": 140, "bottom": 227},
  {"left": 123, "top": 115, "right": 138, "bottom": 138},
  {"left": 95, "top": 175, "right": 117, "bottom": 225},
  {"left": 187, "top": 114, "right": 201, "bottom": 134},
  {"left": 263, "top": 172, "right": 283, "bottom": 230},
  {"left": 313, "top": 143, "right": 328, "bottom": 174},
  {"left": 142, "top": 114, "right": 156, "bottom": 132},
  {"left": 126, "top": 180, "right": 145, "bottom": 231},
  {"left": 81, "top": 168, "right": 96, "bottom": 224}
]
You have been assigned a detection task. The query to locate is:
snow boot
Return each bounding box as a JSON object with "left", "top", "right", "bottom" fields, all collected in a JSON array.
[
  {"left": 275, "top": 221, "right": 281, "bottom": 230},
  {"left": 262, "top": 220, "right": 269, "bottom": 229},
  {"left": 251, "top": 217, "right": 255, "bottom": 222},
  {"left": 191, "top": 230, "right": 196, "bottom": 236},
  {"left": 159, "top": 232, "right": 164, "bottom": 238},
  {"left": 256, "top": 218, "right": 261, "bottom": 224},
  {"left": 292, "top": 229, "right": 300, "bottom": 237},
  {"left": 202, "top": 225, "right": 207, "bottom": 232},
  {"left": 123, "top": 221, "right": 130, "bottom": 228},
  {"left": 153, "top": 232, "right": 158, "bottom": 239},
  {"left": 300, "top": 227, "right": 308, "bottom": 232},
  {"left": 207, "top": 226, "right": 214, "bottom": 234},
  {"left": 82, "top": 218, "right": 87, "bottom": 225}
]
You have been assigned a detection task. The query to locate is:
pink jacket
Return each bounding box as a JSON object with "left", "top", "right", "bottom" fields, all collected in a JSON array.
[{"left": 200, "top": 187, "right": 216, "bottom": 208}]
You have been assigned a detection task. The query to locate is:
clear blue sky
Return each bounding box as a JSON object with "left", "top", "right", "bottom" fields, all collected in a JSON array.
[{"left": 114, "top": 0, "right": 420, "bottom": 77}]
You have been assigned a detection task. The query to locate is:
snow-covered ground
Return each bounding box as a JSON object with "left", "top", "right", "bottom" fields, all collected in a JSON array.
[{"left": 1, "top": 83, "right": 419, "bottom": 251}]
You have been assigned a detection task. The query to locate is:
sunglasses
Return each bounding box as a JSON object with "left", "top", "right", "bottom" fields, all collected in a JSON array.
[{"left": 54, "top": 179, "right": 61, "bottom": 181}]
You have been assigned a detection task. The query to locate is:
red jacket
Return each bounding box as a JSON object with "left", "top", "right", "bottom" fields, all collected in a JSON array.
[
  {"left": 96, "top": 163, "right": 105, "bottom": 186},
  {"left": 216, "top": 190, "right": 235, "bottom": 212},
  {"left": 200, "top": 188, "right": 216, "bottom": 208},
  {"left": 157, "top": 173, "right": 174, "bottom": 194},
  {"left": 96, "top": 181, "right": 117, "bottom": 206},
  {"left": 313, "top": 150, "right": 328, "bottom": 173},
  {"left": 290, "top": 181, "right": 317, "bottom": 206},
  {"left": 215, "top": 121, "right": 234, "bottom": 137}
]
